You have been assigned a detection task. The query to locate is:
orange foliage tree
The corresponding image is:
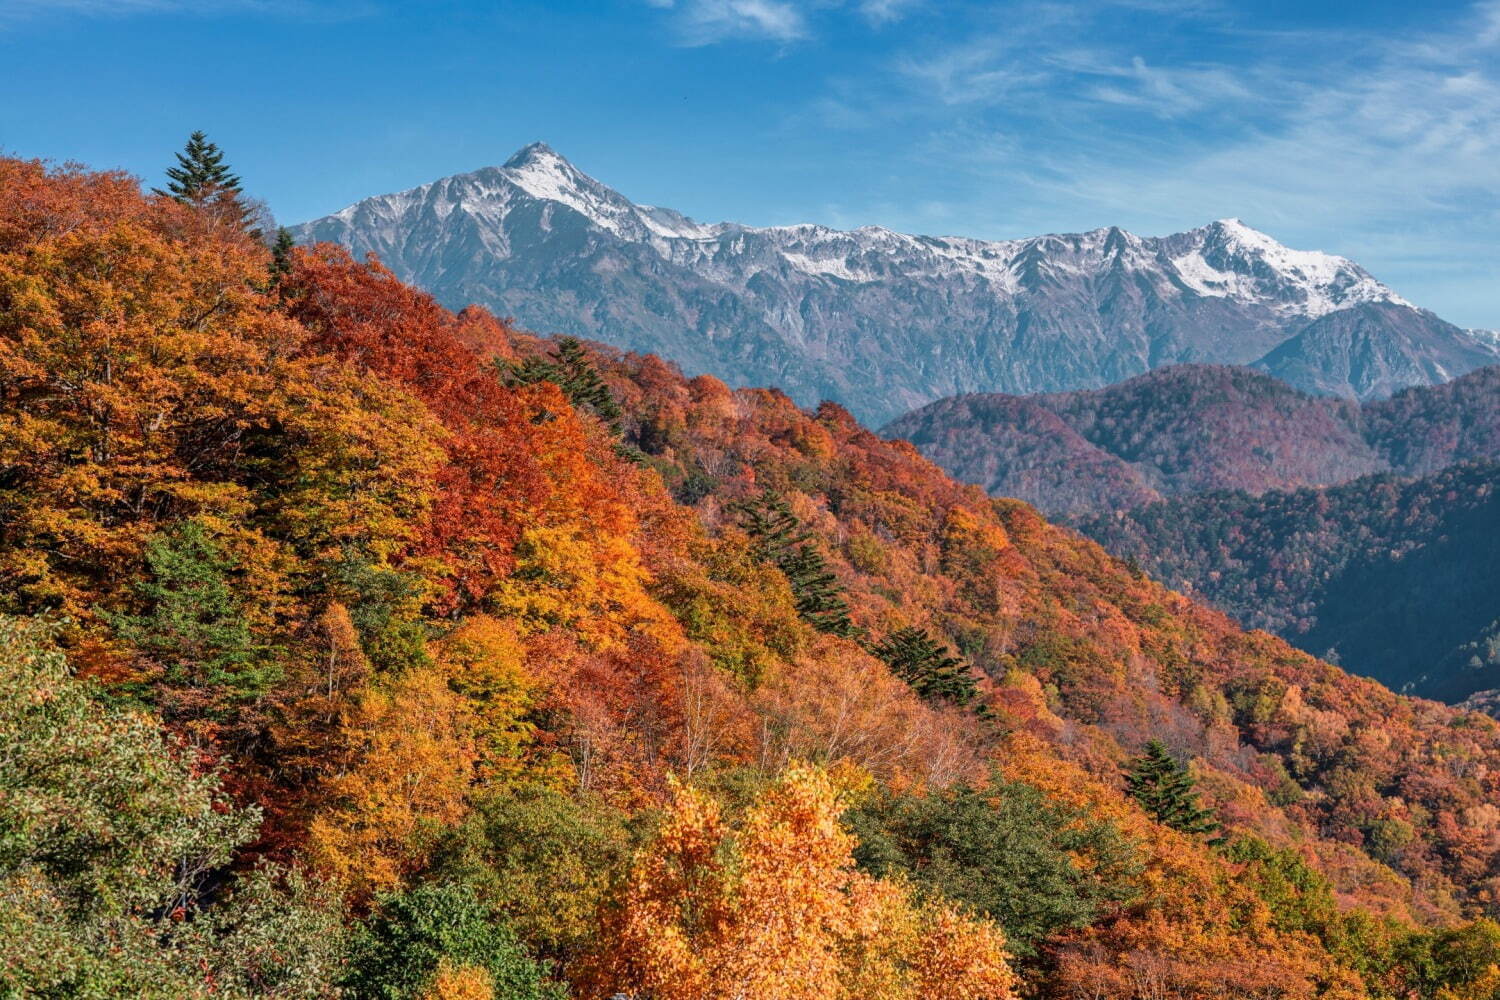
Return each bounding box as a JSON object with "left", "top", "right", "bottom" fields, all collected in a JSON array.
[{"left": 581, "top": 763, "right": 1016, "bottom": 1000}]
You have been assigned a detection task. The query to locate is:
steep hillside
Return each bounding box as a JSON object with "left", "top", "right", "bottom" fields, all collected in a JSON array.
[
  {"left": 1254, "top": 303, "right": 1499, "bottom": 400},
  {"left": 10, "top": 156, "right": 1500, "bottom": 999},
  {"left": 291, "top": 143, "right": 1498, "bottom": 424},
  {"left": 1364, "top": 365, "right": 1500, "bottom": 475},
  {"left": 1077, "top": 463, "right": 1500, "bottom": 701},
  {"left": 884, "top": 364, "right": 1500, "bottom": 517},
  {"left": 874, "top": 392, "right": 1164, "bottom": 516}
]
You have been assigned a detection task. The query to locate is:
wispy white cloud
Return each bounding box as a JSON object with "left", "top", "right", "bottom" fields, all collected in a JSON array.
[
  {"left": 803, "top": 0, "right": 1500, "bottom": 324},
  {"left": 646, "top": 0, "right": 925, "bottom": 45},
  {"left": 859, "top": 0, "right": 923, "bottom": 24},
  {"left": 650, "top": 0, "right": 810, "bottom": 45}
]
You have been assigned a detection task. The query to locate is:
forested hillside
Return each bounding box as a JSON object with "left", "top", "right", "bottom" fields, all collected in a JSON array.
[
  {"left": 10, "top": 156, "right": 1500, "bottom": 999},
  {"left": 884, "top": 364, "right": 1500, "bottom": 518},
  {"left": 1078, "top": 462, "right": 1500, "bottom": 702}
]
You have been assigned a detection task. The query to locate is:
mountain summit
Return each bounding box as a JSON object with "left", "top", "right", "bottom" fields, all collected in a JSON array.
[{"left": 293, "top": 145, "right": 1498, "bottom": 424}]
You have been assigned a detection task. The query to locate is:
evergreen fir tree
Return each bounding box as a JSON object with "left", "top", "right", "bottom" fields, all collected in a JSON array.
[
  {"left": 503, "top": 337, "right": 622, "bottom": 430},
  {"left": 154, "top": 131, "right": 252, "bottom": 229},
  {"left": 737, "top": 489, "right": 810, "bottom": 559},
  {"left": 553, "top": 337, "right": 623, "bottom": 428},
  {"left": 1124, "top": 739, "right": 1221, "bottom": 837},
  {"left": 870, "top": 626, "right": 979, "bottom": 708},
  {"left": 736, "top": 490, "right": 856, "bottom": 638},
  {"left": 157, "top": 131, "right": 241, "bottom": 202},
  {"left": 779, "top": 541, "right": 856, "bottom": 638},
  {"left": 269, "top": 227, "right": 296, "bottom": 281},
  {"left": 104, "top": 521, "right": 272, "bottom": 721}
]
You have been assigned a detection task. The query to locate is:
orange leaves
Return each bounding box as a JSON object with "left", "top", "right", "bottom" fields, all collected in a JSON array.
[
  {"left": 0, "top": 159, "right": 440, "bottom": 634},
  {"left": 0, "top": 157, "right": 154, "bottom": 252},
  {"left": 583, "top": 764, "right": 1016, "bottom": 1000},
  {"left": 906, "top": 904, "right": 1018, "bottom": 1000},
  {"left": 306, "top": 660, "right": 479, "bottom": 897},
  {"left": 281, "top": 247, "right": 651, "bottom": 622}
]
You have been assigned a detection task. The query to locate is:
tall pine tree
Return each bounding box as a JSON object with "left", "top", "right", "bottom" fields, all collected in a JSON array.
[
  {"left": 736, "top": 491, "right": 855, "bottom": 638},
  {"left": 503, "top": 337, "right": 622, "bottom": 430},
  {"left": 155, "top": 131, "right": 253, "bottom": 230},
  {"left": 157, "top": 130, "right": 241, "bottom": 202},
  {"left": 870, "top": 626, "right": 980, "bottom": 708},
  {"left": 1124, "top": 739, "right": 1220, "bottom": 838},
  {"left": 269, "top": 227, "right": 297, "bottom": 282}
]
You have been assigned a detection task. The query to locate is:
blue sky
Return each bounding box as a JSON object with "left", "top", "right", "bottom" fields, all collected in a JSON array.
[{"left": 2, "top": 0, "right": 1496, "bottom": 327}]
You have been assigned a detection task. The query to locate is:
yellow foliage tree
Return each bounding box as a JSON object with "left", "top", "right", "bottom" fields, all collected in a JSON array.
[
  {"left": 421, "top": 961, "right": 495, "bottom": 1000},
  {"left": 582, "top": 763, "right": 1017, "bottom": 1000},
  {"left": 433, "top": 614, "right": 566, "bottom": 786},
  {"left": 307, "top": 662, "right": 478, "bottom": 898}
]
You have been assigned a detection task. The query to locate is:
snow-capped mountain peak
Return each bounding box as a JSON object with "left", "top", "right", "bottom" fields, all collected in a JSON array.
[
  {"left": 499, "top": 141, "right": 598, "bottom": 204},
  {"left": 1165, "top": 218, "right": 1407, "bottom": 316},
  {"left": 292, "top": 143, "right": 1494, "bottom": 424},
  {"left": 492, "top": 141, "right": 716, "bottom": 241}
]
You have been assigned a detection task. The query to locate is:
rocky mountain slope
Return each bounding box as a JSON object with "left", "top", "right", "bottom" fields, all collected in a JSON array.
[
  {"left": 292, "top": 143, "right": 1498, "bottom": 425},
  {"left": 882, "top": 364, "right": 1500, "bottom": 516}
]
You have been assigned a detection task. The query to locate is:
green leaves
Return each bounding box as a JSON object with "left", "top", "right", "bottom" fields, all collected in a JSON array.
[
  {"left": 1124, "top": 739, "right": 1220, "bottom": 838},
  {"left": 848, "top": 774, "right": 1140, "bottom": 959},
  {"left": 0, "top": 616, "right": 344, "bottom": 999},
  {"left": 103, "top": 520, "right": 276, "bottom": 722},
  {"left": 342, "top": 881, "right": 564, "bottom": 1000},
  {"left": 735, "top": 490, "right": 855, "bottom": 638},
  {"left": 0, "top": 615, "right": 252, "bottom": 919}
]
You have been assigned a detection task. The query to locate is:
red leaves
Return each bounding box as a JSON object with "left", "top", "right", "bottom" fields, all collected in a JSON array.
[{"left": 280, "top": 247, "right": 634, "bottom": 614}]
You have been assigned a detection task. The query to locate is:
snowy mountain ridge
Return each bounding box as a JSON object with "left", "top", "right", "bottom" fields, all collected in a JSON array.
[{"left": 293, "top": 142, "right": 1497, "bottom": 424}]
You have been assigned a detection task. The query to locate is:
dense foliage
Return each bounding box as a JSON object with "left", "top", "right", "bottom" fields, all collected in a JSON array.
[
  {"left": 6, "top": 153, "right": 1500, "bottom": 998},
  {"left": 884, "top": 363, "right": 1500, "bottom": 518},
  {"left": 1079, "top": 462, "right": 1500, "bottom": 701}
]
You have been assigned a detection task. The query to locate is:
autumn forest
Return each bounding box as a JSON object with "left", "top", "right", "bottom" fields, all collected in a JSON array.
[{"left": 7, "top": 145, "right": 1500, "bottom": 1000}]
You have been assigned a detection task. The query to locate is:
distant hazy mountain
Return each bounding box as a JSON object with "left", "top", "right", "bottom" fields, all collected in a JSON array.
[
  {"left": 882, "top": 365, "right": 1500, "bottom": 702},
  {"left": 882, "top": 364, "right": 1500, "bottom": 517},
  {"left": 292, "top": 143, "right": 1498, "bottom": 425},
  {"left": 1077, "top": 461, "right": 1500, "bottom": 703}
]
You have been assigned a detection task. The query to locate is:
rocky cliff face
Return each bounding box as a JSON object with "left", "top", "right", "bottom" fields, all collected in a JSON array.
[{"left": 293, "top": 143, "right": 1497, "bottom": 424}]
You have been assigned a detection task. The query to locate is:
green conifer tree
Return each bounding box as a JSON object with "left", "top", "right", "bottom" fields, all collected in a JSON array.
[
  {"left": 553, "top": 337, "right": 623, "bottom": 428},
  {"left": 104, "top": 521, "right": 272, "bottom": 723},
  {"left": 1124, "top": 739, "right": 1220, "bottom": 838},
  {"left": 870, "top": 626, "right": 979, "bottom": 708},
  {"left": 269, "top": 226, "right": 296, "bottom": 281},
  {"left": 735, "top": 491, "right": 856, "bottom": 638},
  {"left": 154, "top": 131, "right": 252, "bottom": 230},
  {"left": 503, "top": 337, "right": 622, "bottom": 430},
  {"left": 157, "top": 130, "right": 241, "bottom": 203}
]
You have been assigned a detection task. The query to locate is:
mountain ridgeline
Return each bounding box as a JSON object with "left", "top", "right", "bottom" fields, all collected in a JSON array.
[
  {"left": 291, "top": 143, "right": 1499, "bottom": 425},
  {"left": 883, "top": 364, "right": 1500, "bottom": 517}
]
